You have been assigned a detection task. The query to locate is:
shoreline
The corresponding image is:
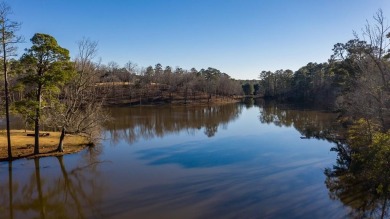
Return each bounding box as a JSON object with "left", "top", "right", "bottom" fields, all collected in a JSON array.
[
  {"left": 0, "top": 100, "right": 249, "bottom": 162},
  {"left": 0, "top": 130, "right": 90, "bottom": 162},
  {"left": 102, "top": 94, "right": 246, "bottom": 107}
]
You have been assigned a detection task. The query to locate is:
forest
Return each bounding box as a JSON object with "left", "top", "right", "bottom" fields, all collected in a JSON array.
[
  {"left": 0, "top": 0, "right": 389, "bottom": 170},
  {"left": 253, "top": 12, "right": 390, "bottom": 212},
  {"left": 0, "top": 2, "right": 247, "bottom": 160},
  {"left": 247, "top": 10, "right": 390, "bottom": 134}
]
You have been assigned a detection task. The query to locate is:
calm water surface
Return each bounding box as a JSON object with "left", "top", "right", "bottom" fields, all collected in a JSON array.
[{"left": 1, "top": 101, "right": 352, "bottom": 218}]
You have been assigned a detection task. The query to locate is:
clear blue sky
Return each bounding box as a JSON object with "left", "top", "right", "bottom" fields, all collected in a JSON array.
[{"left": 5, "top": 0, "right": 390, "bottom": 80}]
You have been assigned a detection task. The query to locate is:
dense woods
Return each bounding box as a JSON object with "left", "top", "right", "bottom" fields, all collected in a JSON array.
[
  {"left": 256, "top": 10, "right": 390, "bottom": 132},
  {"left": 0, "top": 35, "right": 244, "bottom": 159},
  {"left": 97, "top": 64, "right": 243, "bottom": 105},
  {"left": 246, "top": 12, "right": 390, "bottom": 213},
  {"left": 0, "top": 2, "right": 245, "bottom": 160},
  {"left": 0, "top": 0, "right": 389, "bottom": 168}
]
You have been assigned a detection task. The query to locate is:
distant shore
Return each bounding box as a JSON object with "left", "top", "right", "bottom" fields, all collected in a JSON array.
[{"left": 102, "top": 93, "right": 245, "bottom": 106}]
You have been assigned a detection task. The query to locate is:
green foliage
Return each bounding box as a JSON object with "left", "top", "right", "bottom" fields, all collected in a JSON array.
[
  {"left": 259, "top": 69, "right": 293, "bottom": 98},
  {"left": 16, "top": 33, "right": 74, "bottom": 154},
  {"left": 12, "top": 100, "right": 36, "bottom": 127},
  {"left": 17, "top": 34, "right": 74, "bottom": 114},
  {"left": 347, "top": 119, "right": 377, "bottom": 147},
  {"left": 199, "top": 67, "right": 222, "bottom": 98},
  {"left": 20, "top": 33, "right": 72, "bottom": 89},
  {"left": 28, "top": 33, "right": 70, "bottom": 62},
  {"left": 202, "top": 67, "right": 220, "bottom": 80},
  {"left": 242, "top": 82, "right": 254, "bottom": 95},
  {"left": 253, "top": 83, "right": 260, "bottom": 95},
  {"left": 326, "top": 118, "right": 390, "bottom": 217}
]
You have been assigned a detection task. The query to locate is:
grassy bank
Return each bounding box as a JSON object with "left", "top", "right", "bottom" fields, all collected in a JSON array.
[{"left": 0, "top": 130, "right": 89, "bottom": 161}]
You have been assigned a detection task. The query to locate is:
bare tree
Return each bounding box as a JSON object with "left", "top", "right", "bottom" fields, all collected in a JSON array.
[
  {"left": 48, "top": 38, "right": 108, "bottom": 152},
  {"left": 124, "top": 60, "right": 138, "bottom": 84},
  {"left": 359, "top": 9, "right": 390, "bottom": 88},
  {"left": 0, "top": 2, "right": 23, "bottom": 160},
  {"left": 350, "top": 9, "right": 390, "bottom": 131}
]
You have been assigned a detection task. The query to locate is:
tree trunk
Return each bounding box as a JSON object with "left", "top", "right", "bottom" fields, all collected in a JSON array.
[
  {"left": 4, "top": 63, "right": 11, "bottom": 159},
  {"left": 34, "top": 85, "right": 42, "bottom": 154},
  {"left": 3, "top": 29, "right": 12, "bottom": 160},
  {"left": 57, "top": 127, "right": 65, "bottom": 152},
  {"left": 184, "top": 87, "right": 188, "bottom": 104}
]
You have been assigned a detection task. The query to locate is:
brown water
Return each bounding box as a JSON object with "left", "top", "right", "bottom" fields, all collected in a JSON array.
[{"left": 0, "top": 101, "right": 359, "bottom": 218}]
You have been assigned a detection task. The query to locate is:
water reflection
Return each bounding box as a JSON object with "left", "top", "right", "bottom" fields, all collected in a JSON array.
[
  {"left": 105, "top": 103, "right": 242, "bottom": 144},
  {"left": 102, "top": 148, "right": 341, "bottom": 219},
  {"left": 106, "top": 100, "right": 343, "bottom": 145},
  {"left": 0, "top": 147, "right": 106, "bottom": 219},
  {"left": 256, "top": 100, "right": 345, "bottom": 142},
  {"left": 138, "top": 137, "right": 262, "bottom": 168},
  {"left": 4, "top": 100, "right": 378, "bottom": 218},
  {"left": 7, "top": 162, "right": 14, "bottom": 219},
  {"left": 254, "top": 100, "right": 390, "bottom": 218},
  {"left": 98, "top": 101, "right": 346, "bottom": 218},
  {"left": 325, "top": 141, "right": 390, "bottom": 218}
]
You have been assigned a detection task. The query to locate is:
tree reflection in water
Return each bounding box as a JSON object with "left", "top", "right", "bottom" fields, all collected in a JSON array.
[
  {"left": 325, "top": 137, "right": 390, "bottom": 218},
  {"left": 256, "top": 99, "right": 344, "bottom": 142},
  {"left": 255, "top": 100, "right": 390, "bottom": 218},
  {"left": 8, "top": 161, "right": 14, "bottom": 219},
  {"left": 2, "top": 100, "right": 388, "bottom": 218},
  {"left": 105, "top": 103, "right": 242, "bottom": 144},
  {"left": 0, "top": 147, "right": 106, "bottom": 219}
]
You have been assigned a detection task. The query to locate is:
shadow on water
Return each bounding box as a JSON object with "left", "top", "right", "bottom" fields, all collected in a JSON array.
[{"left": 0, "top": 147, "right": 107, "bottom": 219}]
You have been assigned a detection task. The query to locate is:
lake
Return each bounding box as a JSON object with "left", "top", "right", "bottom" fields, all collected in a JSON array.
[{"left": 0, "top": 100, "right": 355, "bottom": 218}]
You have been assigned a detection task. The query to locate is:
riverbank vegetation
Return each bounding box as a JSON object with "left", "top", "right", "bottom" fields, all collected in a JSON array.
[
  {"left": 0, "top": 2, "right": 245, "bottom": 161},
  {"left": 244, "top": 11, "right": 390, "bottom": 216},
  {"left": 0, "top": 0, "right": 388, "bottom": 166},
  {"left": 253, "top": 10, "right": 390, "bottom": 133}
]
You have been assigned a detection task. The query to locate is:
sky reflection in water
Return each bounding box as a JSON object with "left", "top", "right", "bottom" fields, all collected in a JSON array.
[
  {"left": 1, "top": 102, "right": 352, "bottom": 219},
  {"left": 98, "top": 102, "right": 346, "bottom": 219}
]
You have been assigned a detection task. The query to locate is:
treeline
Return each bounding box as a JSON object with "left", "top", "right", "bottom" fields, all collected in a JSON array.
[
  {"left": 253, "top": 11, "right": 390, "bottom": 215},
  {"left": 252, "top": 10, "right": 390, "bottom": 133},
  {"left": 96, "top": 63, "right": 243, "bottom": 105},
  {"left": 244, "top": 61, "right": 351, "bottom": 107},
  {"left": 0, "top": 2, "right": 244, "bottom": 160}
]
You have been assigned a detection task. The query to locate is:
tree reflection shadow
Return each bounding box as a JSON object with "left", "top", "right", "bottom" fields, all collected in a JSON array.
[
  {"left": 256, "top": 100, "right": 345, "bottom": 142},
  {"left": 256, "top": 100, "right": 390, "bottom": 218},
  {"left": 105, "top": 103, "right": 242, "bottom": 144},
  {"left": 8, "top": 161, "right": 14, "bottom": 219},
  {"left": 325, "top": 141, "right": 390, "bottom": 218},
  {"left": 0, "top": 148, "right": 106, "bottom": 219}
]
